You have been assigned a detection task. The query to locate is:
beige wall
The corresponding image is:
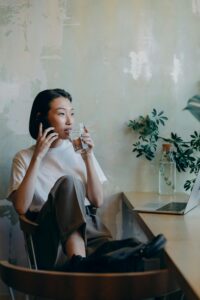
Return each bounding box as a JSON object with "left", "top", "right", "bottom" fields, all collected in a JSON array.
[
  {"left": 1, "top": 0, "right": 200, "bottom": 199},
  {"left": 1, "top": 0, "right": 200, "bottom": 297}
]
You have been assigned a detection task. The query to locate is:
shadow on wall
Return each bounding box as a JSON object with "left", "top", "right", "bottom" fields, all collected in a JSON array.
[{"left": 0, "top": 109, "right": 30, "bottom": 199}]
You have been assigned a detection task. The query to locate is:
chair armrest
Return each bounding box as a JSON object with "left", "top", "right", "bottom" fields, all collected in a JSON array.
[{"left": 19, "top": 215, "right": 38, "bottom": 235}]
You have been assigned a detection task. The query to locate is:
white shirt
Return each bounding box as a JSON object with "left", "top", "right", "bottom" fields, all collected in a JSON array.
[{"left": 7, "top": 140, "right": 107, "bottom": 212}]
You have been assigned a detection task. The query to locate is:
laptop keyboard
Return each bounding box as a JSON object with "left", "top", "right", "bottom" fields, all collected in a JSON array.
[{"left": 157, "top": 202, "right": 187, "bottom": 212}]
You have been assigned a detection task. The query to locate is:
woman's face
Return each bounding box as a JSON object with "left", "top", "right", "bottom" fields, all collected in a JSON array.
[{"left": 47, "top": 96, "right": 74, "bottom": 140}]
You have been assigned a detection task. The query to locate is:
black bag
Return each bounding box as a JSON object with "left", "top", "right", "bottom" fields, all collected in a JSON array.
[{"left": 59, "top": 234, "right": 166, "bottom": 273}]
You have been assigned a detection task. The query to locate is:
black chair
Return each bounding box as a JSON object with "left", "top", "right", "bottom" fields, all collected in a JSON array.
[{"left": 19, "top": 215, "right": 38, "bottom": 269}]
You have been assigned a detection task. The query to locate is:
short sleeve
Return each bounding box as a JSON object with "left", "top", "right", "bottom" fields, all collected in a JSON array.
[
  {"left": 7, "top": 152, "right": 27, "bottom": 199},
  {"left": 92, "top": 153, "right": 107, "bottom": 184}
]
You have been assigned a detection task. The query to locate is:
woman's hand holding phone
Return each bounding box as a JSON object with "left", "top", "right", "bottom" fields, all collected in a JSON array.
[{"left": 33, "top": 123, "right": 58, "bottom": 161}]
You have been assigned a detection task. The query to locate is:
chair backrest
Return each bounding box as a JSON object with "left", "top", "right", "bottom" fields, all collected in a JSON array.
[
  {"left": 19, "top": 215, "right": 38, "bottom": 269},
  {"left": 0, "top": 260, "right": 179, "bottom": 300}
]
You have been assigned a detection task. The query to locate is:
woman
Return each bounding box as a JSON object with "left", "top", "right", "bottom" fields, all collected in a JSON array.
[
  {"left": 8, "top": 88, "right": 166, "bottom": 272},
  {"left": 7, "top": 88, "right": 113, "bottom": 270}
]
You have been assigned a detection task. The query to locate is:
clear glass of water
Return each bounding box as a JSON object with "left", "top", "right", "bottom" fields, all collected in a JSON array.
[{"left": 70, "top": 123, "right": 88, "bottom": 153}]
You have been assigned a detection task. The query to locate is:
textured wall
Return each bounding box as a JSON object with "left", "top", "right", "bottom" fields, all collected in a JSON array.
[
  {"left": 1, "top": 1, "right": 200, "bottom": 202},
  {"left": 0, "top": 0, "right": 200, "bottom": 297},
  {"left": 0, "top": 1, "right": 200, "bottom": 200}
]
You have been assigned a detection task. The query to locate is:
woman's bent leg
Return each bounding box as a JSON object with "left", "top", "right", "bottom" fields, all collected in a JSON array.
[{"left": 32, "top": 175, "right": 87, "bottom": 269}]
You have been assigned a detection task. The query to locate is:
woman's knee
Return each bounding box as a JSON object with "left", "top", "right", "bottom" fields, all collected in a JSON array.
[
  {"left": 57, "top": 175, "right": 76, "bottom": 189},
  {"left": 54, "top": 175, "right": 85, "bottom": 195}
]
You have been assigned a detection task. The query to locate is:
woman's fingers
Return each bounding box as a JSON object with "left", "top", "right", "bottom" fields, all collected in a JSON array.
[
  {"left": 36, "top": 130, "right": 58, "bottom": 153},
  {"left": 45, "top": 131, "right": 59, "bottom": 143},
  {"left": 37, "top": 126, "right": 55, "bottom": 141},
  {"left": 84, "top": 138, "right": 94, "bottom": 147},
  {"left": 42, "top": 127, "right": 55, "bottom": 138},
  {"left": 37, "top": 123, "right": 43, "bottom": 139},
  {"left": 81, "top": 136, "right": 94, "bottom": 149},
  {"left": 39, "top": 132, "right": 58, "bottom": 148}
]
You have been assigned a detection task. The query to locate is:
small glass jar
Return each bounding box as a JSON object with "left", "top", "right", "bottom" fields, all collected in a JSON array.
[{"left": 159, "top": 143, "right": 176, "bottom": 195}]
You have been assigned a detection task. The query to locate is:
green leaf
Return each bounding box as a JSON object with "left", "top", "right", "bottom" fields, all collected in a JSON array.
[
  {"left": 152, "top": 108, "right": 157, "bottom": 116},
  {"left": 159, "top": 119, "right": 165, "bottom": 126},
  {"left": 127, "top": 107, "right": 199, "bottom": 192},
  {"left": 161, "top": 116, "right": 168, "bottom": 120}
]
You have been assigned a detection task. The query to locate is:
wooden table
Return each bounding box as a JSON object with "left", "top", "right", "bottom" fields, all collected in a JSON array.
[{"left": 122, "top": 191, "right": 200, "bottom": 300}]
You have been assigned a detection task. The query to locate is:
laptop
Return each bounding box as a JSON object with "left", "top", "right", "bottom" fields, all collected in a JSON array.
[{"left": 133, "top": 170, "right": 200, "bottom": 215}]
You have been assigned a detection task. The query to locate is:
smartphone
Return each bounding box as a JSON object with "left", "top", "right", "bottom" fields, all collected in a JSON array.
[
  {"left": 41, "top": 118, "right": 51, "bottom": 131},
  {"left": 39, "top": 116, "right": 54, "bottom": 135}
]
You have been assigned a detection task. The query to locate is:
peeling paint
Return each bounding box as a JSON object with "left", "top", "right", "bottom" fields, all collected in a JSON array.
[
  {"left": 59, "top": 0, "right": 80, "bottom": 26},
  {"left": 170, "top": 55, "right": 183, "bottom": 84},
  {"left": 123, "top": 51, "right": 152, "bottom": 81},
  {"left": 0, "top": 0, "right": 69, "bottom": 71},
  {"left": 0, "top": 4, "right": 16, "bottom": 25},
  {"left": 0, "top": 0, "right": 200, "bottom": 203}
]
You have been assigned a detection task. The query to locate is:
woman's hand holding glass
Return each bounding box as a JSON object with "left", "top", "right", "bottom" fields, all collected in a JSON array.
[
  {"left": 80, "top": 126, "right": 94, "bottom": 155},
  {"left": 70, "top": 125, "right": 94, "bottom": 158}
]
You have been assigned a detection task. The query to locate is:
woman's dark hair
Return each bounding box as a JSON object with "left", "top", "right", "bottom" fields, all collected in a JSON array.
[{"left": 29, "top": 88, "right": 72, "bottom": 139}]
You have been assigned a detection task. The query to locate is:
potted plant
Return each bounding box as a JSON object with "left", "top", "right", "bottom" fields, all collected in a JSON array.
[{"left": 127, "top": 109, "right": 200, "bottom": 191}]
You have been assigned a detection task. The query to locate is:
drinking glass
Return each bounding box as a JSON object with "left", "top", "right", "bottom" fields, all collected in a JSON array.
[{"left": 70, "top": 123, "right": 88, "bottom": 152}]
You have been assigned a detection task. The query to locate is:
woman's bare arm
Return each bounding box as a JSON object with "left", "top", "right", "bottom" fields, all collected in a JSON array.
[
  {"left": 11, "top": 125, "right": 58, "bottom": 214},
  {"left": 81, "top": 128, "right": 103, "bottom": 207}
]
